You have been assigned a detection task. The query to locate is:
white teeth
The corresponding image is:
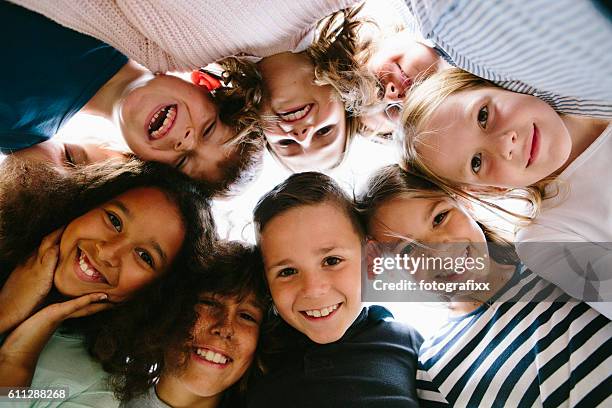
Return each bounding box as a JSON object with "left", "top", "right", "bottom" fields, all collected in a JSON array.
[
  {"left": 148, "top": 105, "right": 177, "bottom": 137},
  {"left": 304, "top": 303, "right": 339, "bottom": 318},
  {"left": 279, "top": 104, "right": 311, "bottom": 121},
  {"left": 196, "top": 348, "right": 229, "bottom": 364},
  {"left": 79, "top": 252, "right": 99, "bottom": 277}
]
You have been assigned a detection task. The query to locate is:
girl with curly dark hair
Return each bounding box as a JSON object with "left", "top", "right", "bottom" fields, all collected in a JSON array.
[
  {"left": 115, "top": 241, "right": 270, "bottom": 408},
  {"left": 0, "top": 158, "right": 216, "bottom": 403}
]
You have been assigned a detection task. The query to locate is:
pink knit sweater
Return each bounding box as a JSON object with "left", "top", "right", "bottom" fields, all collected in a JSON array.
[{"left": 11, "top": 0, "right": 359, "bottom": 72}]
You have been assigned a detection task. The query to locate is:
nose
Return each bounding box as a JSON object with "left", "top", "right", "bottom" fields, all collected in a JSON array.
[
  {"left": 95, "top": 238, "right": 124, "bottom": 268},
  {"left": 495, "top": 129, "right": 517, "bottom": 160},
  {"left": 210, "top": 313, "right": 235, "bottom": 339},
  {"left": 301, "top": 271, "right": 330, "bottom": 298},
  {"left": 384, "top": 81, "right": 404, "bottom": 101},
  {"left": 291, "top": 124, "right": 313, "bottom": 144},
  {"left": 174, "top": 128, "right": 196, "bottom": 152}
]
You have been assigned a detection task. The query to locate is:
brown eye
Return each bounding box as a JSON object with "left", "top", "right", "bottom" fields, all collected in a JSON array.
[
  {"left": 471, "top": 153, "right": 482, "bottom": 174},
  {"left": 315, "top": 125, "right": 334, "bottom": 137},
  {"left": 433, "top": 210, "right": 449, "bottom": 227},
  {"left": 477, "top": 106, "right": 489, "bottom": 129},
  {"left": 278, "top": 139, "right": 297, "bottom": 147}
]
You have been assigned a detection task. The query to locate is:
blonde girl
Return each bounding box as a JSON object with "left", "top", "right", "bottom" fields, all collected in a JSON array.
[{"left": 399, "top": 67, "right": 612, "bottom": 318}]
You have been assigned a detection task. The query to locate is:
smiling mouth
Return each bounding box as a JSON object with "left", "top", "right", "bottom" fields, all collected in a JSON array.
[
  {"left": 527, "top": 124, "right": 539, "bottom": 167},
  {"left": 148, "top": 104, "right": 177, "bottom": 139},
  {"left": 435, "top": 246, "right": 469, "bottom": 279},
  {"left": 278, "top": 104, "right": 312, "bottom": 122},
  {"left": 193, "top": 347, "right": 232, "bottom": 366},
  {"left": 300, "top": 303, "right": 341, "bottom": 319},
  {"left": 75, "top": 248, "right": 108, "bottom": 284}
]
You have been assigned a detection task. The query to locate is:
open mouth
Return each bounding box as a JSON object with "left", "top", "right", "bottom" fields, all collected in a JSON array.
[
  {"left": 147, "top": 104, "right": 177, "bottom": 140},
  {"left": 193, "top": 347, "right": 232, "bottom": 367},
  {"left": 277, "top": 104, "right": 312, "bottom": 123},
  {"left": 75, "top": 248, "right": 108, "bottom": 284},
  {"left": 527, "top": 124, "right": 539, "bottom": 167},
  {"left": 300, "top": 303, "right": 341, "bottom": 320},
  {"left": 435, "top": 246, "right": 470, "bottom": 279}
]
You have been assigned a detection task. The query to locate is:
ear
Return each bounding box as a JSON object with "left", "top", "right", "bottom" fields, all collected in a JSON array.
[{"left": 364, "top": 238, "right": 384, "bottom": 280}]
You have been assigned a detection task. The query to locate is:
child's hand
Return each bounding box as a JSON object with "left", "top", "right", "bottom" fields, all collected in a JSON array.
[
  {"left": 0, "top": 292, "right": 111, "bottom": 387},
  {"left": 0, "top": 228, "right": 64, "bottom": 334}
]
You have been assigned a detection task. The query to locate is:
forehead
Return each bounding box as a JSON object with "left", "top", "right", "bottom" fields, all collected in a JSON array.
[
  {"left": 417, "top": 90, "right": 481, "bottom": 182},
  {"left": 370, "top": 195, "right": 443, "bottom": 243},
  {"left": 260, "top": 203, "right": 360, "bottom": 258}
]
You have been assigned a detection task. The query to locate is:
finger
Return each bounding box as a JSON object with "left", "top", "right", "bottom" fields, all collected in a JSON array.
[
  {"left": 37, "top": 227, "right": 66, "bottom": 258},
  {"left": 41, "top": 293, "right": 109, "bottom": 322},
  {"left": 39, "top": 245, "right": 60, "bottom": 271},
  {"left": 66, "top": 302, "right": 114, "bottom": 319}
]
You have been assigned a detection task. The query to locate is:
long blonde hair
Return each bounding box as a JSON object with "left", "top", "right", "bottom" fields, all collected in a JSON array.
[{"left": 399, "top": 68, "right": 556, "bottom": 225}]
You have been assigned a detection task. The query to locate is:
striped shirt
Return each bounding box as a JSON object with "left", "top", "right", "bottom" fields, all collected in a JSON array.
[
  {"left": 417, "top": 265, "right": 612, "bottom": 407},
  {"left": 403, "top": 0, "right": 612, "bottom": 119}
]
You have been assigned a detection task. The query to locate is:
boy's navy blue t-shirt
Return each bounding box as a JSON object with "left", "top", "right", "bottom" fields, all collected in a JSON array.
[
  {"left": 248, "top": 305, "right": 423, "bottom": 408},
  {"left": 0, "top": 1, "right": 128, "bottom": 154}
]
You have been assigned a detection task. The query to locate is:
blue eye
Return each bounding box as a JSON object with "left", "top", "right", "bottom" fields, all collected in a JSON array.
[
  {"left": 106, "top": 211, "right": 122, "bottom": 232},
  {"left": 136, "top": 249, "right": 154, "bottom": 268},
  {"left": 323, "top": 256, "right": 342, "bottom": 266},
  {"left": 278, "top": 268, "right": 297, "bottom": 277}
]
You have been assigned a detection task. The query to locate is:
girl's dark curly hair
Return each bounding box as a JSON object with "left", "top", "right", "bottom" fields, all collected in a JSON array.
[{"left": 104, "top": 241, "right": 270, "bottom": 405}]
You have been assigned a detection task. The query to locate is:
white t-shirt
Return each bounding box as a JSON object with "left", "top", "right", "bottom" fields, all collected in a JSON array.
[{"left": 517, "top": 123, "right": 612, "bottom": 319}]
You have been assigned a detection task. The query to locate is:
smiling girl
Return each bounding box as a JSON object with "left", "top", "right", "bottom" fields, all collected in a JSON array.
[
  {"left": 400, "top": 67, "right": 612, "bottom": 318},
  {"left": 359, "top": 164, "right": 612, "bottom": 407},
  {"left": 0, "top": 159, "right": 215, "bottom": 400},
  {"left": 249, "top": 172, "right": 422, "bottom": 408}
]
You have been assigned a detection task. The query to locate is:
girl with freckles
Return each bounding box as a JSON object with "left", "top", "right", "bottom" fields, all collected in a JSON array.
[
  {"left": 0, "top": 159, "right": 215, "bottom": 404},
  {"left": 117, "top": 242, "right": 270, "bottom": 408},
  {"left": 400, "top": 68, "right": 612, "bottom": 319},
  {"left": 248, "top": 172, "right": 422, "bottom": 408},
  {"left": 359, "top": 164, "right": 612, "bottom": 407}
]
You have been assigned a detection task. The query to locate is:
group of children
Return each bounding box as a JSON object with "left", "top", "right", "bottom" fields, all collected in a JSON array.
[{"left": 1, "top": 0, "right": 611, "bottom": 407}]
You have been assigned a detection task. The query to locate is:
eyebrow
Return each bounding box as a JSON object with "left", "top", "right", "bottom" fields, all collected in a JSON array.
[
  {"left": 108, "top": 200, "right": 133, "bottom": 220},
  {"left": 268, "top": 246, "right": 343, "bottom": 269}
]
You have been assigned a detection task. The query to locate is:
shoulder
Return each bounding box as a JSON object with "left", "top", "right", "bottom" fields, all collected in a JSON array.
[{"left": 364, "top": 305, "right": 424, "bottom": 351}]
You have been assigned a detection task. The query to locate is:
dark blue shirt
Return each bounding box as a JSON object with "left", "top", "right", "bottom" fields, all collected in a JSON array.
[
  {"left": 248, "top": 306, "right": 423, "bottom": 408},
  {"left": 0, "top": 1, "right": 128, "bottom": 153}
]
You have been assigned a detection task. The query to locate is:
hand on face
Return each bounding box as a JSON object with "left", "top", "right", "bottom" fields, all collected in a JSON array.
[
  {"left": 52, "top": 187, "right": 185, "bottom": 303},
  {"left": 0, "top": 292, "right": 111, "bottom": 387},
  {"left": 0, "top": 228, "right": 64, "bottom": 334},
  {"left": 116, "top": 74, "right": 236, "bottom": 181},
  {"left": 260, "top": 203, "right": 363, "bottom": 344}
]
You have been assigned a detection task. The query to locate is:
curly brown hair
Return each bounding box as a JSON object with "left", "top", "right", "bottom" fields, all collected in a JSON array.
[{"left": 103, "top": 241, "right": 271, "bottom": 405}]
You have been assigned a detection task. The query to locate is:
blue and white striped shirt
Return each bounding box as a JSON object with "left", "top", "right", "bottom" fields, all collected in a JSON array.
[
  {"left": 403, "top": 0, "right": 612, "bottom": 119},
  {"left": 416, "top": 265, "right": 612, "bottom": 407}
]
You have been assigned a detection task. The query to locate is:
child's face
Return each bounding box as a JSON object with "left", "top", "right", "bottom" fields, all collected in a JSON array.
[
  {"left": 258, "top": 53, "right": 347, "bottom": 172},
  {"left": 117, "top": 74, "right": 237, "bottom": 181},
  {"left": 416, "top": 87, "right": 572, "bottom": 189},
  {"left": 9, "top": 140, "right": 124, "bottom": 171},
  {"left": 260, "top": 203, "right": 362, "bottom": 344},
  {"left": 362, "top": 30, "right": 440, "bottom": 134},
  {"left": 369, "top": 194, "right": 490, "bottom": 285},
  {"left": 164, "top": 293, "right": 262, "bottom": 399},
  {"left": 54, "top": 187, "right": 185, "bottom": 302}
]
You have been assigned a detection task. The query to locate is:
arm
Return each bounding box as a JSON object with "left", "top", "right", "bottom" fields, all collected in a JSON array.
[
  {"left": 416, "top": 365, "right": 451, "bottom": 407},
  {"left": 0, "top": 229, "right": 63, "bottom": 335},
  {"left": 0, "top": 293, "right": 111, "bottom": 387}
]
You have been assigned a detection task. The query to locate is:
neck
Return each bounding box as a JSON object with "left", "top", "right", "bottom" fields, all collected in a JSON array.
[
  {"left": 448, "top": 260, "right": 516, "bottom": 315},
  {"left": 156, "top": 374, "right": 222, "bottom": 408},
  {"left": 558, "top": 115, "right": 609, "bottom": 173},
  {"left": 81, "top": 60, "right": 150, "bottom": 119}
]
